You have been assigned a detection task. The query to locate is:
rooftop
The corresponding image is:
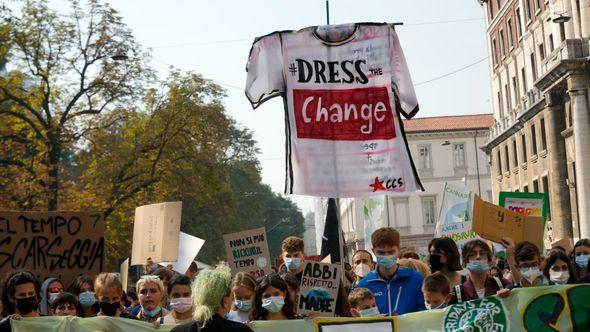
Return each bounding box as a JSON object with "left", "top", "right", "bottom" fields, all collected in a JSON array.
[{"left": 402, "top": 113, "right": 494, "bottom": 133}]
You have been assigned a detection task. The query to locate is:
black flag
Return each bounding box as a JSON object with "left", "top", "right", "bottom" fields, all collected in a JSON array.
[{"left": 321, "top": 198, "right": 341, "bottom": 263}]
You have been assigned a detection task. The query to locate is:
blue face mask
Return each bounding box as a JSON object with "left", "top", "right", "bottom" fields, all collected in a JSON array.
[
  {"left": 376, "top": 255, "right": 397, "bottom": 269},
  {"left": 234, "top": 299, "right": 252, "bottom": 312},
  {"left": 467, "top": 260, "right": 490, "bottom": 274},
  {"left": 48, "top": 292, "right": 60, "bottom": 304},
  {"left": 359, "top": 306, "right": 381, "bottom": 317},
  {"left": 79, "top": 291, "right": 96, "bottom": 307},
  {"left": 142, "top": 306, "right": 162, "bottom": 318},
  {"left": 262, "top": 296, "right": 285, "bottom": 313},
  {"left": 575, "top": 254, "right": 590, "bottom": 268},
  {"left": 284, "top": 257, "right": 302, "bottom": 271}
]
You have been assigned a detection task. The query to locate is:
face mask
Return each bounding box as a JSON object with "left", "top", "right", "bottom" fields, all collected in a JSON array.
[
  {"left": 549, "top": 271, "right": 570, "bottom": 285},
  {"left": 376, "top": 255, "right": 397, "bottom": 269},
  {"left": 142, "top": 305, "right": 162, "bottom": 318},
  {"left": 234, "top": 299, "right": 252, "bottom": 312},
  {"left": 521, "top": 267, "right": 541, "bottom": 283},
  {"left": 262, "top": 296, "right": 285, "bottom": 313},
  {"left": 425, "top": 301, "right": 448, "bottom": 310},
  {"left": 79, "top": 291, "right": 96, "bottom": 307},
  {"left": 284, "top": 257, "right": 302, "bottom": 271},
  {"left": 575, "top": 254, "right": 590, "bottom": 268},
  {"left": 359, "top": 306, "right": 380, "bottom": 317},
  {"left": 466, "top": 260, "right": 489, "bottom": 274},
  {"left": 429, "top": 254, "right": 444, "bottom": 272},
  {"left": 171, "top": 297, "right": 192, "bottom": 313},
  {"left": 16, "top": 296, "right": 39, "bottom": 314},
  {"left": 48, "top": 292, "right": 60, "bottom": 304},
  {"left": 99, "top": 301, "right": 120, "bottom": 316},
  {"left": 354, "top": 263, "right": 371, "bottom": 278}
]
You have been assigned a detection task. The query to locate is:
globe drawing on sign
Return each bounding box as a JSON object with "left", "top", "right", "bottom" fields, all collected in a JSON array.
[
  {"left": 257, "top": 256, "right": 267, "bottom": 268},
  {"left": 308, "top": 288, "right": 331, "bottom": 301},
  {"left": 443, "top": 297, "right": 508, "bottom": 332},
  {"left": 457, "top": 308, "right": 494, "bottom": 332},
  {"left": 444, "top": 202, "right": 470, "bottom": 224}
]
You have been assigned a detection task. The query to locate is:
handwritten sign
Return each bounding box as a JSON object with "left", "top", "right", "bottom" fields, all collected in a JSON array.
[
  {"left": 0, "top": 211, "right": 104, "bottom": 287},
  {"left": 437, "top": 221, "right": 479, "bottom": 251},
  {"left": 297, "top": 261, "right": 342, "bottom": 317},
  {"left": 472, "top": 195, "right": 545, "bottom": 250},
  {"left": 499, "top": 192, "right": 548, "bottom": 218},
  {"left": 131, "top": 202, "right": 182, "bottom": 266},
  {"left": 223, "top": 227, "right": 272, "bottom": 278}
]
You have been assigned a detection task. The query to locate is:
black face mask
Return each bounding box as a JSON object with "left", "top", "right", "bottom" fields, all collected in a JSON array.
[
  {"left": 429, "top": 254, "right": 444, "bottom": 272},
  {"left": 99, "top": 301, "right": 120, "bottom": 316},
  {"left": 16, "top": 296, "right": 39, "bottom": 314}
]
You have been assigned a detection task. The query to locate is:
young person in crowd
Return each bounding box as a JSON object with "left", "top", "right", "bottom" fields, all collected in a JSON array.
[
  {"left": 94, "top": 272, "right": 134, "bottom": 319},
  {"left": 398, "top": 258, "right": 431, "bottom": 278},
  {"left": 572, "top": 239, "right": 590, "bottom": 280},
  {"left": 50, "top": 293, "right": 80, "bottom": 317},
  {"left": 428, "top": 237, "right": 464, "bottom": 289},
  {"left": 357, "top": 227, "right": 426, "bottom": 315},
  {"left": 125, "top": 290, "right": 140, "bottom": 315},
  {"left": 280, "top": 236, "right": 305, "bottom": 282},
  {"left": 348, "top": 288, "right": 380, "bottom": 317},
  {"left": 136, "top": 275, "right": 168, "bottom": 323},
  {"left": 400, "top": 251, "right": 420, "bottom": 260},
  {"left": 163, "top": 275, "right": 193, "bottom": 324},
  {"left": 508, "top": 241, "right": 553, "bottom": 288},
  {"left": 153, "top": 268, "right": 174, "bottom": 310},
  {"left": 227, "top": 272, "right": 256, "bottom": 324},
  {"left": 171, "top": 264, "right": 253, "bottom": 332},
  {"left": 489, "top": 267, "right": 503, "bottom": 279},
  {"left": 543, "top": 250, "right": 577, "bottom": 284},
  {"left": 422, "top": 272, "right": 451, "bottom": 310},
  {"left": 40, "top": 277, "right": 64, "bottom": 316},
  {"left": 249, "top": 273, "right": 298, "bottom": 321},
  {"left": 69, "top": 275, "right": 98, "bottom": 317},
  {"left": 0, "top": 271, "right": 41, "bottom": 332},
  {"left": 350, "top": 250, "right": 375, "bottom": 287},
  {"left": 449, "top": 239, "right": 509, "bottom": 304},
  {"left": 279, "top": 272, "right": 299, "bottom": 308}
]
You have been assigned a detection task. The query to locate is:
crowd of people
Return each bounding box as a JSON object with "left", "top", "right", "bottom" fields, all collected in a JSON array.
[{"left": 0, "top": 228, "right": 589, "bottom": 331}]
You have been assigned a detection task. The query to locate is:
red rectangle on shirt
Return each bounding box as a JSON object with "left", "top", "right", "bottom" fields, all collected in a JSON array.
[{"left": 292, "top": 87, "right": 396, "bottom": 141}]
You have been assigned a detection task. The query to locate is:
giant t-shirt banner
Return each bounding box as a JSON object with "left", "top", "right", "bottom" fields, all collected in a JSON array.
[
  {"left": 245, "top": 23, "right": 423, "bottom": 197},
  {"left": 11, "top": 285, "right": 590, "bottom": 331}
]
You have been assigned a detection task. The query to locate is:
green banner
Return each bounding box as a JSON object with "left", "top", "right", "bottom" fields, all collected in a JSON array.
[{"left": 12, "top": 285, "right": 590, "bottom": 331}]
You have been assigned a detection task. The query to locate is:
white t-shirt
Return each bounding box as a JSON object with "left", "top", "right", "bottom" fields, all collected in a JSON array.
[{"left": 245, "top": 23, "right": 423, "bottom": 197}]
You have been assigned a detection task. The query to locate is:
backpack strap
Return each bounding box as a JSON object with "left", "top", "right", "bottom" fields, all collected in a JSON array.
[
  {"left": 455, "top": 284, "right": 463, "bottom": 303},
  {"left": 492, "top": 277, "right": 504, "bottom": 291}
]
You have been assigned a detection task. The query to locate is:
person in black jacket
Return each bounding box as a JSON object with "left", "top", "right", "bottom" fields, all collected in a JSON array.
[{"left": 171, "top": 264, "right": 253, "bottom": 332}]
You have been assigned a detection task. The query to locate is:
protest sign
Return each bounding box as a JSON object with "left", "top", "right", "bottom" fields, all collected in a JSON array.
[
  {"left": 297, "top": 261, "right": 342, "bottom": 317},
  {"left": 436, "top": 221, "right": 479, "bottom": 251},
  {"left": 436, "top": 183, "right": 471, "bottom": 237},
  {"left": 499, "top": 191, "right": 548, "bottom": 219},
  {"left": 131, "top": 202, "right": 182, "bottom": 266},
  {"left": 120, "top": 258, "right": 129, "bottom": 291},
  {"left": 316, "top": 318, "right": 394, "bottom": 332},
  {"left": 0, "top": 211, "right": 104, "bottom": 288},
  {"left": 223, "top": 227, "right": 272, "bottom": 278},
  {"left": 159, "top": 232, "right": 205, "bottom": 274},
  {"left": 472, "top": 195, "right": 545, "bottom": 250}
]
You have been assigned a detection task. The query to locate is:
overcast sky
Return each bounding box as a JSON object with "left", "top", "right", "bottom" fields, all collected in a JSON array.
[{"left": 22, "top": 0, "right": 492, "bottom": 213}]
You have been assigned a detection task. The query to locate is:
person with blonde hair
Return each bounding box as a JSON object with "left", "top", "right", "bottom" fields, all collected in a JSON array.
[
  {"left": 227, "top": 272, "right": 257, "bottom": 324},
  {"left": 94, "top": 273, "right": 129, "bottom": 318},
  {"left": 398, "top": 258, "right": 431, "bottom": 278},
  {"left": 171, "top": 264, "right": 253, "bottom": 332},
  {"left": 136, "top": 275, "right": 168, "bottom": 323}
]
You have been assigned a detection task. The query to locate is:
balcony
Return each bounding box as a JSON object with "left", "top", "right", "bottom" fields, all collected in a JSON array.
[
  {"left": 488, "top": 88, "right": 540, "bottom": 143},
  {"left": 538, "top": 38, "right": 589, "bottom": 90}
]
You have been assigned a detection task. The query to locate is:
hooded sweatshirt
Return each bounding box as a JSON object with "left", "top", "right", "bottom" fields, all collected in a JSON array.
[{"left": 40, "top": 277, "right": 60, "bottom": 316}]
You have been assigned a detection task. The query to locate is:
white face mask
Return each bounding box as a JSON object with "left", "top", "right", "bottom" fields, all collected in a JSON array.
[
  {"left": 425, "top": 301, "right": 448, "bottom": 310},
  {"left": 354, "top": 263, "right": 371, "bottom": 278},
  {"left": 549, "top": 270, "right": 570, "bottom": 284},
  {"left": 521, "top": 267, "right": 541, "bottom": 283}
]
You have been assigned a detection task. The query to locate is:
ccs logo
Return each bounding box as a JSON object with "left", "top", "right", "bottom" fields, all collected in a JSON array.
[{"left": 369, "top": 177, "right": 404, "bottom": 192}]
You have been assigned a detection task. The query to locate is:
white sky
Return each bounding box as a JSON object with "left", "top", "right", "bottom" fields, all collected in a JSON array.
[{"left": 18, "top": 0, "right": 492, "bottom": 214}]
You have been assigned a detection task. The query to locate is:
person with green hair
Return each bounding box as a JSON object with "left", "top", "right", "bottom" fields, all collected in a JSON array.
[{"left": 171, "top": 264, "right": 254, "bottom": 332}]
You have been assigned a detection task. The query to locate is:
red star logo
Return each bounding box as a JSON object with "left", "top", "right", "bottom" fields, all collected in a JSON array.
[{"left": 369, "top": 177, "right": 385, "bottom": 192}]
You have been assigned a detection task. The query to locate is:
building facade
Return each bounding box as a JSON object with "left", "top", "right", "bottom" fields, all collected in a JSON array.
[
  {"left": 477, "top": 0, "right": 590, "bottom": 241},
  {"left": 338, "top": 114, "right": 494, "bottom": 257}
]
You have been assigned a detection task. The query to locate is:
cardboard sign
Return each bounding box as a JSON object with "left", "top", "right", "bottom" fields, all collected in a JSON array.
[
  {"left": 472, "top": 195, "right": 545, "bottom": 250},
  {"left": 499, "top": 192, "right": 548, "bottom": 218},
  {"left": 0, "top": 211, "right": 104, "bottom": 288},
  {"left": 159, "top": 232, "right": 205, "bottom": 274},
  {"left": 223, "top": 227, "right": 272, "bottom": 278},
  {"left": 437, "top": 220, "right": 479, "bottom": 251},
  {"left": 131, "top": 202, "right": 182, "bottom": 265},
  {"left": 297, "top": 261, "right": 342, "bottom": 317},
  {"left": 120, "top": 258, "right": 130, "bottom": 291}
]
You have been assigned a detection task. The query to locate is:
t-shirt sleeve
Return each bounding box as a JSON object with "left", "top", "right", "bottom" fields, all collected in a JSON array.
[
  {"left": 245, "top": 33, "right": 284, "bottom": 109},
  {"left": 389, "top": 26, "right": 419, "bottom": 119}
]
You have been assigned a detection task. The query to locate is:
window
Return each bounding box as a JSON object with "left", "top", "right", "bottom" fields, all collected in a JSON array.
[
  {"left": 540, "top": 118, "right": 547, "bottom": 151},
  {"left": 500, "top": 29, "right": 506, "bottom": 57},
  {"left": 512, "top": 76, "right": 520, "bottom": 101},
  {"left": 392, "top": 197, "right": 410, "bottom": 228},
  {"left": 516, "top": 8, "right": 523, "bottom": 37},
  {"left": 512, "top": 139, "right": 518, "bottom": 166},
  {"left": 504, "top": 84, "right": 511, "bottom": 111},
  {"left": 539, "top": 43, "right": 545, "bottom": 60},
  {"left": 549, "top": 34, "right": 554, "bottom": 52},
  {"left": 418, "top": 145, "right": 432, "bottom": 170},
  {"left": 525, "top": 0, "right": 532, "bottom": 21},
  {"left": 542, "top": 175, "right": 551, "bottom": 220},
  {"left": 492, "top": 38, "right": 499, "bottom": 64},
  {"left": 505, "top": 145, "right": 510, "bottom": 171},
  {"left": 521, "top": 132, "right": 528, "bottom": 162},
  {"left": 560, "top": 22, "right": 566, "bottom": 41},
  {"left": 535, "top": 0, "right": 541, "bottom": 13},
  {"left": 497, "top": 149, "right": 502, "bottom": 174},
  {"left": 488, "top": 2, "right": 494, "bottom": 20},
  {"left": 531, "top": 123, "right": 538, "bottom": 155},
  {"left": 507, "top": 18, "right": 514, "bottom": 47},
  {"left": 533, "top": 179, "right": 539, "bottom": 193},
  {"left": 497, "top": 91, "right": 504, "bottom": 116},
  {"left": 523, "top": 185, "right": 529, "bottom": 192},
  {"left": 453, "top": 143, "right": 466, "bottom": 168},
  {"left": 421, "top": 197, "right": 437, "bottom": 225},
  {"left": 521, "top": 67, "right": 527, "bottom": 94},
  {"left": 531, "top": 54, "right": 538, "bottom": 81}
]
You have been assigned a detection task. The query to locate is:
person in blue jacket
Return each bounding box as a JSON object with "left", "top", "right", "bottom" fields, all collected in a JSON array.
[{"left": 357, "top": 227, "right": 426, "bottom": 315}]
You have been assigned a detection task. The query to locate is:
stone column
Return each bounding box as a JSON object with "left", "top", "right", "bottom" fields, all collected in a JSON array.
[
  {"left": 568, "top": 73, "right": 590, "bottom": 239},
  {"left": 581, "top": 0, "right": 590, "bottom": 37},
  {"left": 544, "top": 92, "right": 573, "bottom": 239}
]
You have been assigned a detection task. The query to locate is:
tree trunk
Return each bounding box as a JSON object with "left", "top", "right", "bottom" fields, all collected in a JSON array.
[{"left": 46, "top": 131, "right": 61, "bottom": 211}]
